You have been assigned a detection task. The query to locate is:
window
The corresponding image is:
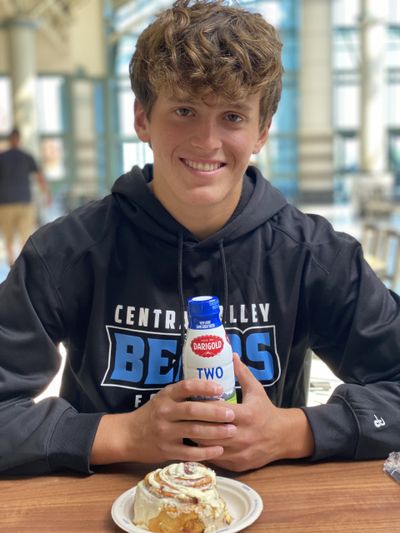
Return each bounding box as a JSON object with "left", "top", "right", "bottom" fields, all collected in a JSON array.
[
  {"left": 0, "top": 77, "right": 12, "bottom": 139},
  {"left": 36, "top": 77, "right": 66, "bottom": 184}
]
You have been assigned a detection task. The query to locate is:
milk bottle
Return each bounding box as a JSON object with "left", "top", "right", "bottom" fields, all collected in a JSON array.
[{"left": 182, "top": 295, "right": 237, "bottom": 403}]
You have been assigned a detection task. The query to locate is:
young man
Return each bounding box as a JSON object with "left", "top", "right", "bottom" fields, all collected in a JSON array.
[{"left": 0, "top": 0, "right": 399, "bottom": 476}]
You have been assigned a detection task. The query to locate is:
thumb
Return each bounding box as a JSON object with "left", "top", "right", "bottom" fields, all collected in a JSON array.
[{"left": 232, "top": 353, "right": 263, "bottom": 397}]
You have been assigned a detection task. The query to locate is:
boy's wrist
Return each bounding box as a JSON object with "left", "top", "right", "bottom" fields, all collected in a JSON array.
[
  {"left": 90, "top": 413, "right": 132, "bottom": 465},
  {"left": 281, "top": 408, "right": 315, "bottom": 460}
]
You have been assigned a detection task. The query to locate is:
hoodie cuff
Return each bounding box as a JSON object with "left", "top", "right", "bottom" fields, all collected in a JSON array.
[
  {"left": 301, "top": 396, "right": 359, "bottom": 461},
  {"left": 47, "top": 407, "right": 104, "bottom": 474}
]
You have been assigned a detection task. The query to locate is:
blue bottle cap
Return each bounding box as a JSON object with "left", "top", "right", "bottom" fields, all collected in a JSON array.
[{"left": 187, "top": 295, "right": 220, "bottom": 318}]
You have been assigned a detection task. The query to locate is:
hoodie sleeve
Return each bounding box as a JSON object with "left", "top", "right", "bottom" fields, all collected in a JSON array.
[
  {"left": 0, "top": 239, "right": 102, "bottom": 475},
  {"left": 301, "top": 236, "right": 400, "bottom": 461}
]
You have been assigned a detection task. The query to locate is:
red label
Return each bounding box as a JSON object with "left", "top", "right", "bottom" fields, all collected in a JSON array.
[{"left": 191, "top": 335, "right": 224, "bottom": 358}]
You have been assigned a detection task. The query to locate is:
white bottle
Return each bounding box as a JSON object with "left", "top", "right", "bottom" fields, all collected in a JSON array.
[{"left": 182, "top": 295, "right": 237, "bottom": 403}]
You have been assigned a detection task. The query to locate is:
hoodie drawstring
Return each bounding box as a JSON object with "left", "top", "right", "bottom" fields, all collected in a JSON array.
[
  {"left": 177, "top": 235, "right": 230, "bottom": 346},
  {"left": 177, "top": 232, "right": 186, "bottom": 348},
  {"left": 218, "top": 239, "right": 229, "bottom": 325}
]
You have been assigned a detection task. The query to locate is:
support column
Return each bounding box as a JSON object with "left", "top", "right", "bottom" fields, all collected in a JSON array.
[
  {"left": 7, "top": 18, "right": 40, "bottom": 156},
  {"left": 298, "top": 0, "right": 334, "bottom": 204},
  {"left": 359, "top": 0, "right": 388, "bottom": 175},
  {"left": 354, "top": 0, "right": 392, "bottom": 215},
  {"left": 69, "top": 78, "right": 99, "bottom": 205}
]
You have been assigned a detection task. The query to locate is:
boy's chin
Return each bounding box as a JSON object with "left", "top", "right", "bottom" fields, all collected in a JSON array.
[{"left": 185, "top": 191, "right": 231, "bottom": 208}]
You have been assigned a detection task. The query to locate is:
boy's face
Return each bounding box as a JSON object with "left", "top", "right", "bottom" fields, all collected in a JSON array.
[{"left": 134, "top": 89, "right": 269, "bottom": 221}]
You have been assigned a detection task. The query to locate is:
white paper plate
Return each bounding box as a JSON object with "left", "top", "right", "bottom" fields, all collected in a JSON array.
[{"left": 111, "top": 476, "right": 263, "bottom": 533}]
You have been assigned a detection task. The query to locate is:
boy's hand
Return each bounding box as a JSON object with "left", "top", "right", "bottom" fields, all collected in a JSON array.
[
  {"left": 197, "top": 354, "right": 315, "bottom": 472},
  {"left": 90, "top": 378, "right": 237, "bottom": 466},
  {"left": 91, "top": 355, "right": 314, "bottom": 470}
]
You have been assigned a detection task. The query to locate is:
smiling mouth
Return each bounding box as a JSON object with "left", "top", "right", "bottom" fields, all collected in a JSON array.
[{"left": 182, "top": 159, "right": 225, "bottom": 172}]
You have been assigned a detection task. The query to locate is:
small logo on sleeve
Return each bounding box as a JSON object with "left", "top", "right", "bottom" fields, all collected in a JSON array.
[{"left": 373, "top": 414, "right": 386, "bottom": 428}]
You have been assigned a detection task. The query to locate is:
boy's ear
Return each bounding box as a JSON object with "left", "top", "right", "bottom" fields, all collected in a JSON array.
[
  {"left": 253, "top": 121, "right": 271, "bottom": 154},
  {"left": 134, "top": 99, "right": 151, "bottom": 142}
]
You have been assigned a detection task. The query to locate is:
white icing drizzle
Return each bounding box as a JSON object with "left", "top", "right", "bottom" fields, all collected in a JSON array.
[{"left": 148, "top": 462, "right": 216, "bottom": 502}]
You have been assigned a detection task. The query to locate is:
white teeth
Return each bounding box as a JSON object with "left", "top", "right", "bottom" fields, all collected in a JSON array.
[{"left": 184, "top": 159, "right": 222, "bottom": 171}]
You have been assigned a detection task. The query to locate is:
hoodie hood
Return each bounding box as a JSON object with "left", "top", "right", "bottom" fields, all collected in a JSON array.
[{"left": 111, "top": 164, "right": 287, "bottom": 246}]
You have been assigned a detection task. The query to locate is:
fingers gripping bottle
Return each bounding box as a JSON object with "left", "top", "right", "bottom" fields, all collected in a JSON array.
[{"left": 183, "top": 295, "right": 237, "bottom": 404}]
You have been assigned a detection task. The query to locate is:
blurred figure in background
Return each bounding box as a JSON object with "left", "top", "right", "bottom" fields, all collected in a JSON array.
[{"left": 0, "top": 127, "right": 51, "bottom": 266}]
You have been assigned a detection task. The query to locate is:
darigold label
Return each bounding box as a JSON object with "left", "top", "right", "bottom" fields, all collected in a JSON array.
[
  {"left": 191, "top": 335, "right": 224, "bottom": 357},
  {"left": 183, "top": 324, "right": 237, "bottom": 403}
]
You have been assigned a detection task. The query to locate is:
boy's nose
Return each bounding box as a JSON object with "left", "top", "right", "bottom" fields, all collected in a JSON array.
[{"left": 190, "top": 119, "right": 223, "bottom": 151}]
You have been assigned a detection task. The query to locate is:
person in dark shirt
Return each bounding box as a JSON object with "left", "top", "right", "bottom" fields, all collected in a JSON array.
[{"left": 0, "top": 127, "right": 50, "bottom": 266}]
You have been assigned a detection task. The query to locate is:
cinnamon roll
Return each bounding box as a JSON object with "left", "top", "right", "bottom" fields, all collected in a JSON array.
[{"left": 133, "top": 462, "right": 232, "bottom": 532}]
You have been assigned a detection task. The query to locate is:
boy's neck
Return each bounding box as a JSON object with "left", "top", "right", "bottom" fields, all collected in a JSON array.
[
  {"left": 149, "top": 181, "right": 241, "bottom": 240},
  {"left": 177, "top": 207, "right": 235, "bottom": 240}
]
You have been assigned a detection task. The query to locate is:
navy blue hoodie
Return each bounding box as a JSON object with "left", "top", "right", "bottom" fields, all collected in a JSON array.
[{"left": 1, "top": 165, "right": 400, "bottom": 475}]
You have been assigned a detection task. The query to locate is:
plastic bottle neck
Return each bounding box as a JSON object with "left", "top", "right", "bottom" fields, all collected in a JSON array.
[{"left": 188, "top": 314, "right": 222, "bottom": 330}]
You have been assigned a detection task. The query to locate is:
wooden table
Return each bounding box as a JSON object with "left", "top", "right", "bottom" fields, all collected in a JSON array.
[{"left": 1, "top": 460, "right": 399, "bottom": 532}]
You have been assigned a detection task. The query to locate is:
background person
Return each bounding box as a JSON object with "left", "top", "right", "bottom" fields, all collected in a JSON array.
[{"left": 0, "top": 127, "right": 51, "bottom": 266}]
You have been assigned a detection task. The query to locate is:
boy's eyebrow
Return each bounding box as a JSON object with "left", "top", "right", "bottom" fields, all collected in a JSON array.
[
  {"left": 166, "top": 96, "right": 197, "bottom": 105},
  {"left": 227, "top": 102, "right": 254, "bottom": 113},
  {"left": 166, "top": 96, "right": 254, "bottom": 113}
]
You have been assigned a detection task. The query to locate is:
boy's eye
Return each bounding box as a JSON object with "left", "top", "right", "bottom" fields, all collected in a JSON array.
[
  {"left": 175, "top": 108, "right": 193, "bottom": 117},
  {"left": 225, "top": 113, "right": 243, "bottom": 123}
]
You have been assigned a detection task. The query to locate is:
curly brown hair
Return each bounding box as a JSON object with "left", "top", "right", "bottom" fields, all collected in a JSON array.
[{"left": 130, "top": 0, "right": 283, "bottom": 130}]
